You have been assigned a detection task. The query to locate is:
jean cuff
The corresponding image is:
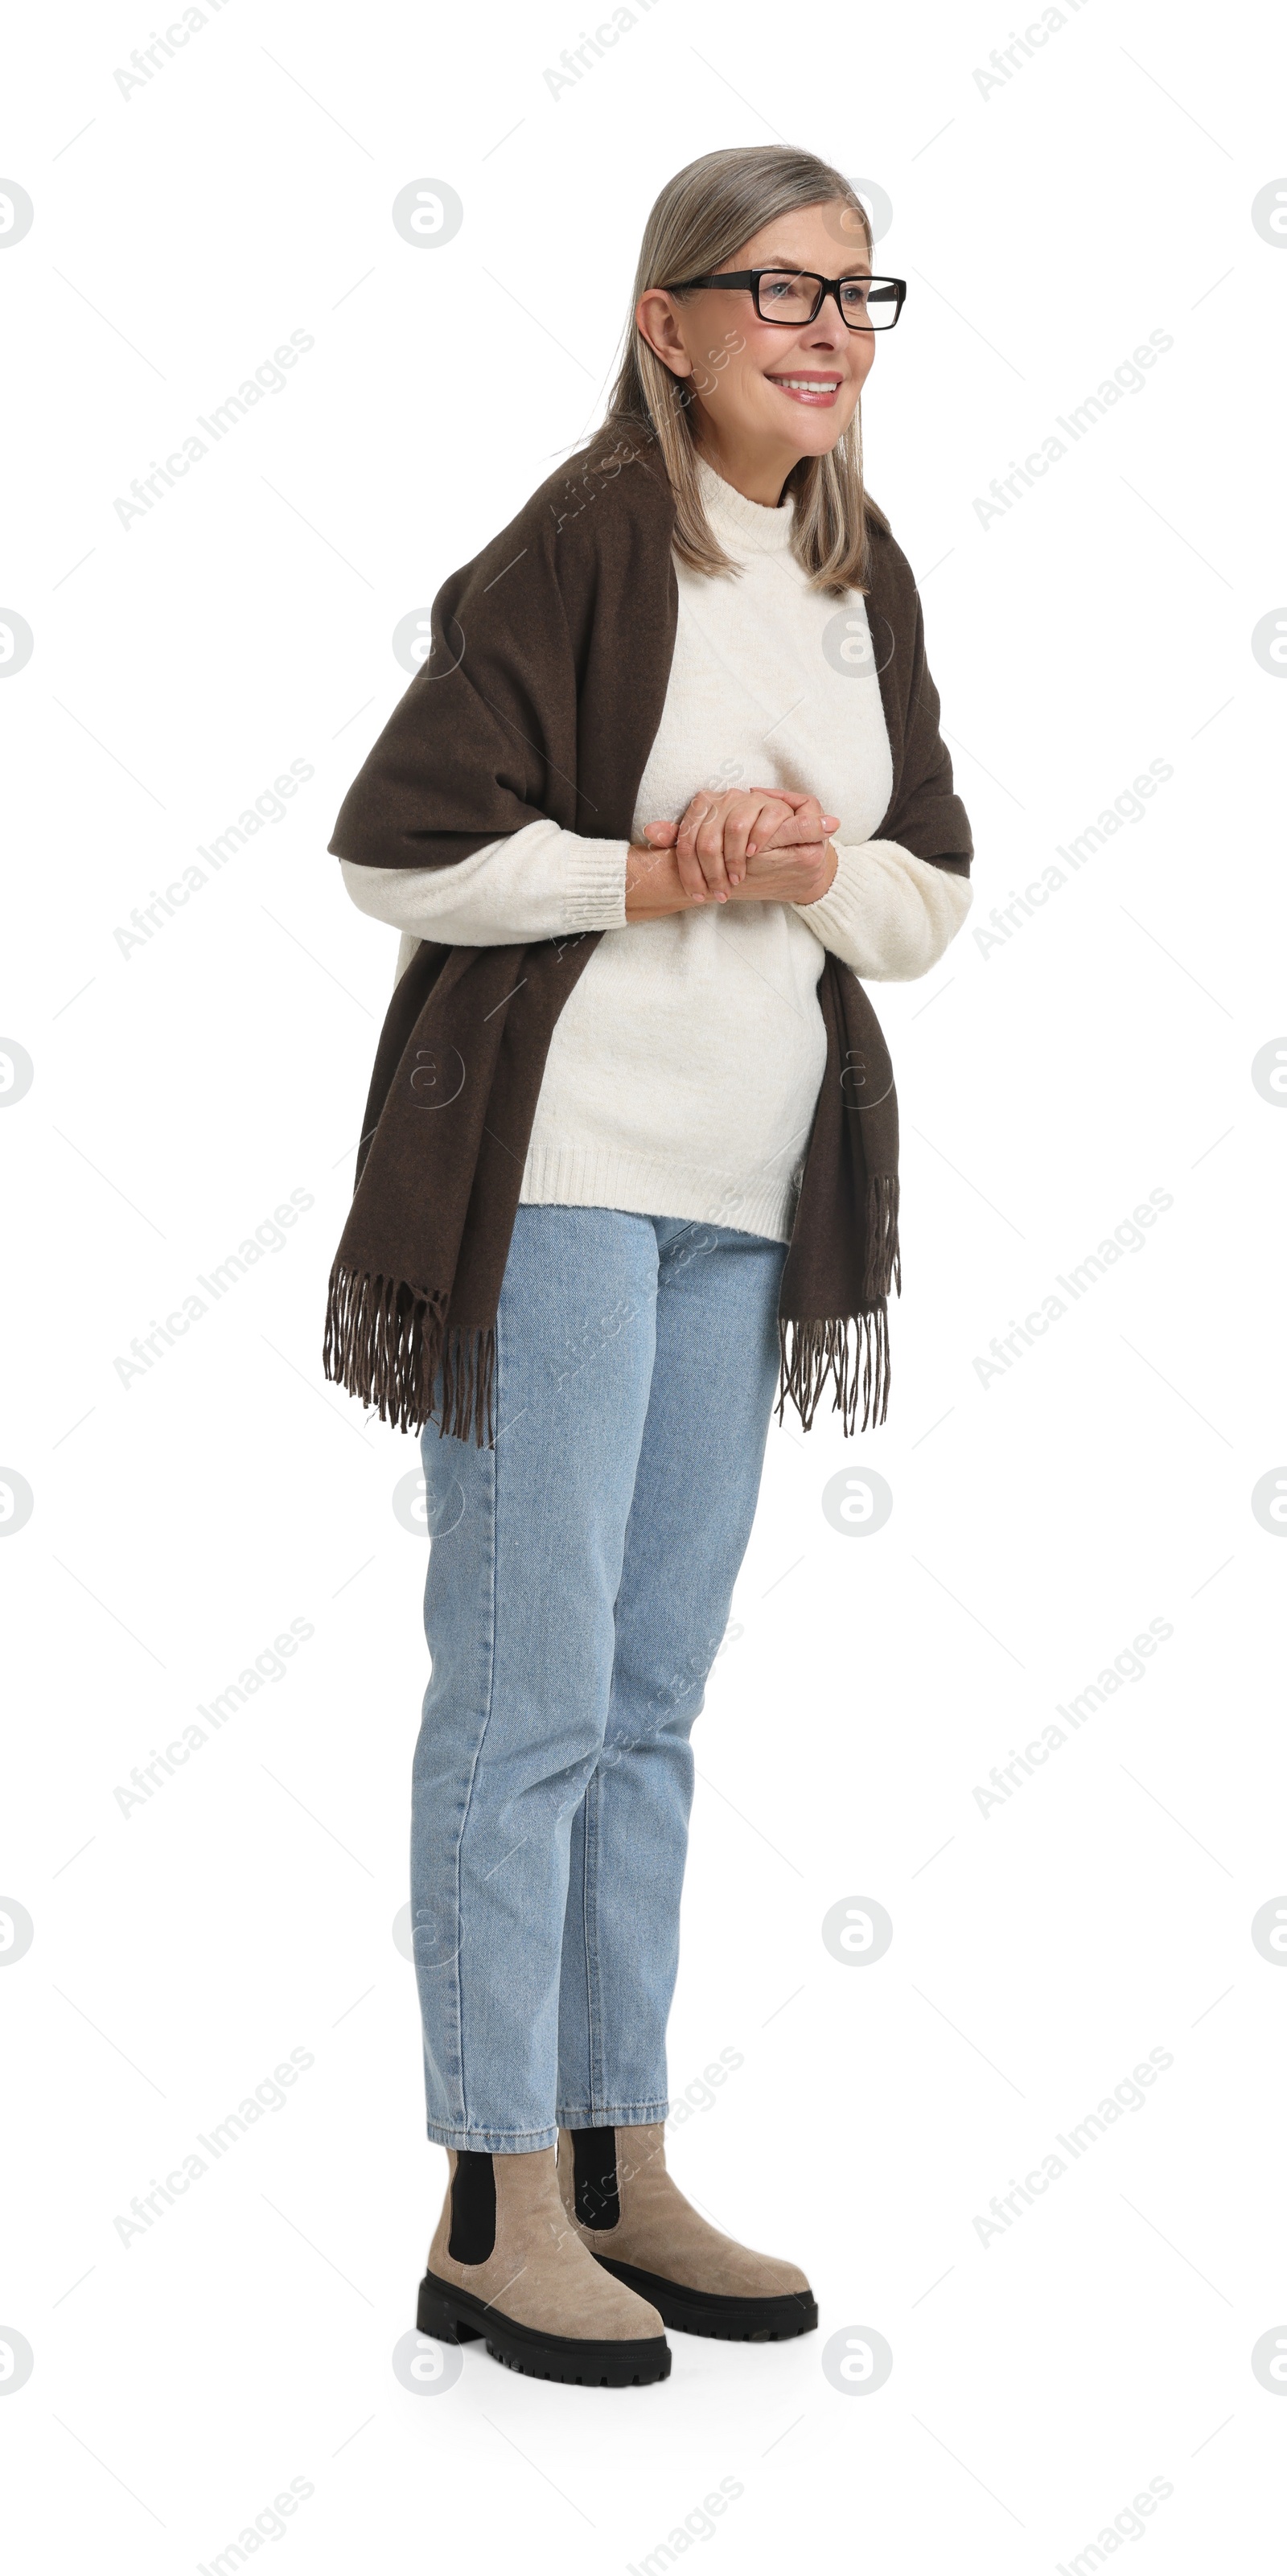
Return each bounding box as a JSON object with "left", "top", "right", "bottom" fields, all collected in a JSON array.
[
  {"left": 425, "top": 2120, "right": 559, "bottom": 2152},
  {"left": 554, "top": 2101, "right": 670, "bottom": 2127}
]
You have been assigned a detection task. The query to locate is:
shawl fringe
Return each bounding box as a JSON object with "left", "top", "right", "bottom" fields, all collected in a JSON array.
[
  {"left": 775, "top": 1175, "right": 901, "bottom": 1435},
  {"left": 323, "top": 1264, "right": 495, "bottom": 1445},
  {"left": 861, "top": 1170, "right": 902, "bottom": 1305},
  {"left": 776, "top": 1305, "right": 891, "bottom": 1436},
  {"left": 325, "top": 1173, "right": 900, "bottom": 1451},
  {"left": 434, "top": 1321, "right": 497, "bottom": 1448}
]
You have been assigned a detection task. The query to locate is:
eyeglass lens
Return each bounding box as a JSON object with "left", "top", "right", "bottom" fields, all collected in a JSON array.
[{"left": 756, "top": 272, "right": 900, "bottom": 329}]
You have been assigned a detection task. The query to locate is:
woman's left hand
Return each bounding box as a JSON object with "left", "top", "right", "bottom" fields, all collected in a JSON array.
[
  {"left": 742, "top": 787, "right": 838, "bottom": 900},
  {"left": 645, "top": 787, "right": 839, "bottom": 901}
]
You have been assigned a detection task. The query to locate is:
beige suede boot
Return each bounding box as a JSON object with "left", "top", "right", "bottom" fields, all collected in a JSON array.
[
  {"left": 417, "top": 2146, "right": 670, "bottom": 2385},
  {"left": 556, "top": 2123, "right": 817, "bottom": 2342}
]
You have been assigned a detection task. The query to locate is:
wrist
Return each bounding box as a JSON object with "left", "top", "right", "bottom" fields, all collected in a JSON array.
[
  {"left": 796, "top": 841, "right": 839, "bottom": 906},
  {"left": 624, "top": 840, "right": 702, "bottom": 920}
]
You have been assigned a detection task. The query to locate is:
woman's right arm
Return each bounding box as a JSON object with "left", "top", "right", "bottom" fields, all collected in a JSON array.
[
  {"left": 341, "top": 818, "right": 734, "bottom": 940},
  {"left": 342, "top": 791, "right": 824, "bottom": 943},
  {"left": 341, "top": 818, "right": 631, "bottom": 946}
]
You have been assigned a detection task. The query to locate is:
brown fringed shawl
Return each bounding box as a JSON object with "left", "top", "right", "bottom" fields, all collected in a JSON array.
[{"left": 323, "top": 432, "right": 971, "bottom": 1444}]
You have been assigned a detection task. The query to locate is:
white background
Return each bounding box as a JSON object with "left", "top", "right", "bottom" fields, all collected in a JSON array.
[{"left": 2, "top": 0, "right": 1286, "bottom": 2567}]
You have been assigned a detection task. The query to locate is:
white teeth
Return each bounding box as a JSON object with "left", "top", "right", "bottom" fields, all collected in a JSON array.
[{"left": 773, "top": 378, "right": 840, "bottom": 392}]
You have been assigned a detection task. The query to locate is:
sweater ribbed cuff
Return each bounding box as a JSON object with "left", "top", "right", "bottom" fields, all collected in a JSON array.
[
  {"left": 791, "top": 841, "right": 893, "bottom": 946},
  {"left": 557, "top": 837, "right": 630, "bottom": 931},
  {"left": 794, "top": 839, "right": 972, "bottom": 983}
]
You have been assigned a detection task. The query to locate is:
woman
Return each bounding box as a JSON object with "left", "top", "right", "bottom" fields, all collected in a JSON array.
[{"left": 324, "top": 143, "right": 972, "bottom": 2388}]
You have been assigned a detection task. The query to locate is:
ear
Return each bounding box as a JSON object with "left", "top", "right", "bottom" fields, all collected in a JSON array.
[{"left": 635, "top": 287, "right": 693, "bottom": 380}]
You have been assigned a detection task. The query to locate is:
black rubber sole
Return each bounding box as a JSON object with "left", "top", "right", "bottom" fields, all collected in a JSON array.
[
  {"left": 416, "top": 2271, "right": 672, "bottom": 2386},
  {"left": 592, "top": 2255, "right": 819, "bottom": 2343}
]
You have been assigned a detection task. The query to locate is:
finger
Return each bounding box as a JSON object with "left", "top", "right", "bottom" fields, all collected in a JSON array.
[
  {"left": 674, "top": 795, "right": 705, "bottom": 858},
  {"left": 642, "top": 817, "right": 678, "bottom": 842},
  {"left": 722, "top": 798, "right": 759, "bottom": 884},
  {"left": 786, "top": 799, "right": 827, "bottom": 842},
  {"left": 744, "top": 795, "right": 794, "bottom": 859},
  {"left": 693, "top": 808, "right": 732, "bottom": 896},
  {"left": 758, "top": 809, "right": 838, "bottom": 850},
  {"left": 673, "top": 798, "right": 711, "bottom": 899},
  {"left": 784, "top": 796, "right": 825, "bottom": 839},
  {"left": 746, "top": 791, "right": 839, "bottom": 846},
  {"left": 743, "top": 800, "right": 783, "bottom": 859}
]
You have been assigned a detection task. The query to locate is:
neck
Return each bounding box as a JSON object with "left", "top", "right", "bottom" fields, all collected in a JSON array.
[{"left": 693, "top": 424, "right": 800, "bottom": 509}]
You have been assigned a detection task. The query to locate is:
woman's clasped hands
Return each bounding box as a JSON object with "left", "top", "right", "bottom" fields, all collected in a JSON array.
[{"left": 641, "top": 786, "right": 839, "bottom": 907}]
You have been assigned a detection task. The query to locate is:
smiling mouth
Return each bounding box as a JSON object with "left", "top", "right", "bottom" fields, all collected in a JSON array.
[{"left": 767, "top": 375, "right": 844, "bottom": 402}]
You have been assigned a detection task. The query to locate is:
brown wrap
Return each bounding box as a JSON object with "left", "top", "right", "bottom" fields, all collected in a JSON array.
[{"left": 323, "top": 434, "right": 971, "bottom": 1442}]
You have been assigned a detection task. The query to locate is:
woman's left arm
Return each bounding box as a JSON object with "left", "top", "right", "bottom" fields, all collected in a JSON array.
[{"left": 793, "top": 841, "right": 972, "bottom": 981}]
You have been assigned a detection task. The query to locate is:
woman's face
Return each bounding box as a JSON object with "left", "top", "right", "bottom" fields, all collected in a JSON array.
[{"left": 637, "top": 200, "right": 878, "bottom": 491}]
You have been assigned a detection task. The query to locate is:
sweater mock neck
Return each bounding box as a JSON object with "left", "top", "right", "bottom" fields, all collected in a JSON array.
[{"left": 693, "top": 453, "right": 796, "bottom": 557}]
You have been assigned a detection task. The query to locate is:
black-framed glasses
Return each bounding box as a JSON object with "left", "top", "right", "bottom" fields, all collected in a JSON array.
[{"left": 668, "top": 269, "right": 907, "bottom": 331}]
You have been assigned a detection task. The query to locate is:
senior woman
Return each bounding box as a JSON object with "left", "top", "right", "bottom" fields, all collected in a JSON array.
[{"left": 323, "top": 142, "right": 972, "bottom": 2387}]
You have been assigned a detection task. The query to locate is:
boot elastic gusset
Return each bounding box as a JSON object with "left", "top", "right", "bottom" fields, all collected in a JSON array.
[
  {"left": 419, "top": 2144, "right": 671, "bottom": 2387},
  {"left": 557, "top": 2122, "right": 818, "bottom": 2340}
]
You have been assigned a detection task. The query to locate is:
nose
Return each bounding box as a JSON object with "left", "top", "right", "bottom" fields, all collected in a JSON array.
[{"left": 802, "top": 300, "right": 846, "bottom": 351}]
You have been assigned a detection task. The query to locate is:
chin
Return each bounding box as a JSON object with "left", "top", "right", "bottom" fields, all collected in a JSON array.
[
  {"left": 787, "top": 421, "right": 849, "bottom": 460},
  {"left": 761, "top": 402, "right": 857, "bottom": 460}
]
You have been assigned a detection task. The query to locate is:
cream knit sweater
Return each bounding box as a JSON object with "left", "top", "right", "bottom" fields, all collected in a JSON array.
[{"left": 343, "top": 459, "right": 972, "bottom": 1244}]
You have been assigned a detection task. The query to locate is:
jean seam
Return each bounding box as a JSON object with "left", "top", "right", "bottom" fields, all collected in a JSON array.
[
  {"left": 582, "top": 1760, "right": 602, "bottom": 2117},
  {"left": 447, "top": 1344, "right": 501, "bottom": 2139}
]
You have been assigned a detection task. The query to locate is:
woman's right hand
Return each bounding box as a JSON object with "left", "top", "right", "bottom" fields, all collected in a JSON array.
[{"left": 730, "top": 788, "right": 837, "bottom": 904}]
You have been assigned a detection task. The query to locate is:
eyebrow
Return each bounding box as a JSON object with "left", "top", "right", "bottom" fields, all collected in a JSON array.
[{"left": 758, "top": 257, "right": 874, "bottom": 276}]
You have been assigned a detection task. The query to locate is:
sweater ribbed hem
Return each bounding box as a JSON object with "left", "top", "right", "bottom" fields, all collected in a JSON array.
[{"left": 519, "top": 1142, "right": 798, "bottom": 1245}]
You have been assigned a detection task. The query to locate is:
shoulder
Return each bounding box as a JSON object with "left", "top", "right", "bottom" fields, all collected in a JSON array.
[
  {"left": 863, "top": 507, "right": 919, "bottom": 606},
  {"left": 532, "top": 425, "right": 678, "bottom": 540},
  {"left": 445, "top": 426, "right": 677, "bottom": 614}
]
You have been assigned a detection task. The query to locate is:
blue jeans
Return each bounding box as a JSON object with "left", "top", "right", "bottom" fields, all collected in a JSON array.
[{"left": 412, "top": 1206, "right": 787, "bottom": 2151}]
